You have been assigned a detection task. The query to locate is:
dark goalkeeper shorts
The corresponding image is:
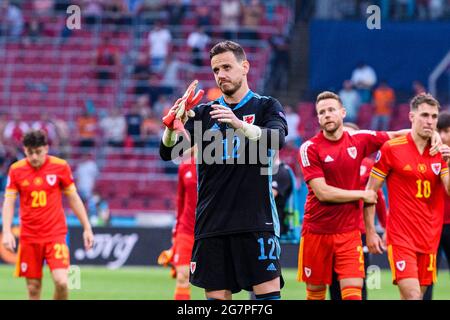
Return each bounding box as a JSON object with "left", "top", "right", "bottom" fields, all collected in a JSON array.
[{"left": 189, "top": 231, "right": 284, "bottom": 294}]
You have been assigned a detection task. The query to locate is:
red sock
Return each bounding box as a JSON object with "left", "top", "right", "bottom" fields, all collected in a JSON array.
[
  {"left": 174, "top": 286, "right": 191, "bottom": 300},
  {"left": 341, "top": 286, "right": 362, "bottom": 300},
  {"left": 306, "top": 288, "right": 326, "bottom": 300}
]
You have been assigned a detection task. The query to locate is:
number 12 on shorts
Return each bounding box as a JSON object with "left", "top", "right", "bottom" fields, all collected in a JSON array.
[{"left": 257, "top": 237, "right": 279, "bottom": 260}]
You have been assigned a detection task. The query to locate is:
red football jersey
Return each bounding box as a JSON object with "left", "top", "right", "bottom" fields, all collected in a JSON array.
[
  {"left": 5, "top": 156, "right": 76, "bottom": 243},
  {"left": 371, "top": 134, "right": 448, "bottom": 253},
  {"left": 173, "top": 159, "right": 197, "bottom": 237},
  {"left": 299, "top": 130, "right": 389, "bottom": 234}
]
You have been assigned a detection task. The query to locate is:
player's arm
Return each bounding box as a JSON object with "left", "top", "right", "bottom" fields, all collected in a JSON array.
[
  {"left": 65, "top": 190, "right": 94, "bottom": 250},
  {"left": 363, "top": 175, "right": 386, "bottom": 254},
  {"left": 308, "top": 177, "right": 377, "bottom": 204},
  {"left": 386, "top": 129, "right": 441, "bottom": 155},
  {"left": 1, "top": 195, "right": 17, "bottom": 251}
]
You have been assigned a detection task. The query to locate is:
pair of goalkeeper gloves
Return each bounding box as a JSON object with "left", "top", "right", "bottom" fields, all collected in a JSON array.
[
  {"left": 162, "top": 80, "right": 204, "bottom": 140},
  {"left": 157, "top": 247, "right": 177, "bottom": 279}
]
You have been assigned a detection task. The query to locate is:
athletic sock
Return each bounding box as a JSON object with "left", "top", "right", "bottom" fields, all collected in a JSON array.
[
  {"left": 341, "top": 286, "right": 362, "bottom": 300},
  {"left": 255, "top": 291, "right": 281, "bottom": 300},
  {"left": 306, "top": 288, "right": 326, "bottom": 300},
  {"left": 174, "top": 286, "right": 191, "bottom": 300}
]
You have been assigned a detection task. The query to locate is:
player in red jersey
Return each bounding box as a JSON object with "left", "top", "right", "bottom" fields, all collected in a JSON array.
[
  {"left": 297, "top": 91, "right": 440, "bottom": 300},
  {"left": 364, "top": 94, "right": 450, "bottom": 300},
  {"left": 1, "top": 130, "right": 94, "bottom": 300},
  {"left": 158, "top": 147, "right": 197, "bottom": 300}
]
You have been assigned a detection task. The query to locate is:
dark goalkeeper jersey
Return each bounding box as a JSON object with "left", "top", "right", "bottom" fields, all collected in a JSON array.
[{"left": 160, "top": 90, "right": 288, "bottom": 239}]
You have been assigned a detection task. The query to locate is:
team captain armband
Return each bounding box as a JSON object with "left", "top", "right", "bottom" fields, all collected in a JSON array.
[
  {"left": 370, "top": 167, "right": 387, "bottom": 181},
  {"left": 441, "top": 167, "right": 449, "bottom": 177},
  {"left": 4, "top": 189, "right": 18, "bottom": 199},
  {"left": 63, "top": 183, "right": 77, "bottom": 195}
]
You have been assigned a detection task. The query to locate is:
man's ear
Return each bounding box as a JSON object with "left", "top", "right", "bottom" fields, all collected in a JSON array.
[{"left": 242, "top": 60, "right": 250, "bottom": 75}]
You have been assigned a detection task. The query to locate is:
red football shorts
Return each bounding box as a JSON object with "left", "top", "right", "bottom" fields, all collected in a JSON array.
[
  {"left": 387, "top": 244, "right": 437, "bottom": 286},
  {"left": 15, "top": 237, "right": 70, "bottom": 279},
  {"left": 297, "top": 230, "right": 365, "bottom": 285},
  {"left": 172, "top": 233, "right": 194, "bottom": 266}
]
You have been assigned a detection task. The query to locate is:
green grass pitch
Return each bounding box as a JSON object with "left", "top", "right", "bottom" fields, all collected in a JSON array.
[{"left": 0, "top": 265, "right": 449, "bottom": 300}]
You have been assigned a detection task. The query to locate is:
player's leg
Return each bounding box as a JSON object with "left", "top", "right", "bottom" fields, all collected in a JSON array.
[
  {"left": 51, "top": 268, "right": 69, "bottom": 300},
  {"left": 174, "top": 265, "right": 190, "bottom": 300},
  {"left": 172, "top": 233, "right": 194, "bottom": 300},
  {"left": 26, "top": 278, "right": 42, "bottom": 300},
  {"left": 328, "top": 271, "right": 341, "bottom": 300},
  {"left": 45, "top": 239, "right": 70, "bottom": 300},
  {"left": 417, "top": 252, "right": 437, "bottom": 300},
  {"left": 334, "top": 230, "right": 365, "bottom": 300},
  {"left": 397, "top": 278, "right": 421, "bottom": 300},
  {"left": 16, "top": 242, "right": 45, "bottom": 300},
  {"left": 205, "top": 289, "right": 232, "bottom": 300},
  {"left": 298, "top": 232, "right": 333, "bottom": 300}
]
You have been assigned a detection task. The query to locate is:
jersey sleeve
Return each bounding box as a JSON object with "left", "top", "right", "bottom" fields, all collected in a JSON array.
[
  {"left": 261, "top": 98, "right": 288, "bottom": 135},
  {"left": 370, "top": 142, "right": 392, "bottom": 182},
  {"left": 4, "top": 168, "right": 19, "bottom": 199},
  {"left": 60, "top": 163, "right": 76, "bottom": 195},
  {"left": 299, "top": 141, "right": 324, "bottom": 183},
  {"left": 351, "top": 130, "right": 390, "bottom": 157},
  {"left": 440, "top": 158, "right": 449, "bottom": 179}
]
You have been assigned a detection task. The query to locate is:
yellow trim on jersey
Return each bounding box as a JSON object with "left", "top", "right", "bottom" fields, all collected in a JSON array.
[
  {"left": 14, "top": 244, "right": 21, "bottom": 277},
  {"left": 441, "top": 168, "right": 449, "bottom": 177},
  {"left": 63, "top": 183, "right": 77, "bottom": 195},
  {"left": 388, "top": 137, "right": 407, "bottom": 145},
  {"left": 370, "top": 172, "right": 385, "bottom": 181},
  {"left": 297, "top": 237, "right": 305, "bottom": 282},
  {"left": 432, "top": 254, "right": 438, "bottom": 284},
  {"left": 49, "top": 156, "right": 67, "bottom": 166},
  {"left": 10, "top": 159, "right": 27, "bottom": 170},
  {"left": 387, "top": 245, "right": 396, "bottom": 283},
  {"left": 372, "top": 167, "right": 387, "bottom": 177}
]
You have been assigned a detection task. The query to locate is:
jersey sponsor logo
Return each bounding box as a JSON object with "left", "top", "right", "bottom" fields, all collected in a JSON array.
[
  {"left": 21, "top": 262, "right": 28, "bottom": 272},
  {"left": 266, "top": 263, "right": 277, "bottom": 271},
  {"left": 347, "top": 147, "right": 357, "bottom": 159},
  {"left": 190, "top": 262, "right": 196, "bottom": 274},
  {"left": 243, "top": 114, "right": 256, "bottom": 125},
  {"left": 304, "top": 267, "right": 311, "bottom": 278},
  {"left": 417, "top": 164, "right": 427, "bottom": 174},
  {"left": 46, "top": 174, "right": 57, "bottom": 186},
  {"left": 33, "top": 177, "right": 43, "bottom": 186},
  {"left": 300, "top": 141, "right": 313, "bottom": 167},
  {"left": 375, "top": 151, "right": 381, "bottom": 163},
  {"left": 432, "top": 163, "right": 441, "bottom": 175},
  {"left": 324, "top": 155, "right": 334, "bottom": 163},
  {"left": 403, "top": 164, "right": 412, "bottom": 171},
  {"left": 396, "top": 260, "right": 406, "bottom": 272}
]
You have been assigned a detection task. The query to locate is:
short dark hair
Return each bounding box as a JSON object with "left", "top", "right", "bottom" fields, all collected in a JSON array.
[
  {"left": 437, "top": 111, "right": 450, "bottom": 131},
  {"left": 22, "top": 130, "right": 48, "bottom": 148},
  {"left": 410, "top": 93, "right": 440, "bottom": 111},
  {"left": 209, "top": 41, "right": 247, "bottom": 62},
  {"left": 316, "top": 91, "right": 342, "bottom": 106}
]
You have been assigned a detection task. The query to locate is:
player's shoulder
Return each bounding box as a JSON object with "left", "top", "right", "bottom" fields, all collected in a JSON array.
[
  {"left": 252, "top": 93, "right": 281, "bottom": 107},
  {"left": 10, "top": 159, "right": 28, "bottom": 171},
  {"left": 48, "top": 156, "right": 68, "bottom": 167},
  {"left": 386, "top": 135, "right": 408, "bottom": 148},
  {"left": 347, "top": 129, "right": 378, "bottom": 137}
]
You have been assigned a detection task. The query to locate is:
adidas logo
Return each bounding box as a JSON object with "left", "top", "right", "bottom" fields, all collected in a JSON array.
[
  {"left": 403, "top": 164, "right": 412, "bottom": 171},
  {"left": 324, "top": 155, "right": 334, "bottom": 163},
  {"left": 21, "top": 180, "right": 30, "bottom": 187},
  {"left": 266, "top": 263, "right": 277, "bottom": 271}
]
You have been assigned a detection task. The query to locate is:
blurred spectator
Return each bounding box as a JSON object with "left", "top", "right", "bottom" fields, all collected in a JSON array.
[
  {"left": 187, "top": 26, "right": 210, "bottom": 67},
  {"left": 221, "top": 0, "right": 241, "bottom": 39},
  {"left": 33, "top": 0, "right": 54, "bottom": 15},
  {"left": 94, "top": 36, "right": 120, "bottom": 93},
  {"left": 32, "top": 113, "right": 58, "bottom": 146},
  {"left": 241, "top": 0, "right": 264, "bottom": 40},
  {"left": 394, "top": 0, "right": 415, "bottom": 20},
  {"left": 137, "top": 0, "right": 165, "bottom": 25},
  {"left": 75, "top": 154, "right": 99, "bottom": 201},
  {"left": 339, "top": 80, "right": 361, "bottom": 123},
  {"left": 160, "top": 54, "right": 185, "bottom": 95},
  {"left": 372, "top": 81, "right": 396, "bottom": 131},
  {"left": 166, "top": 0, "right": 187, "bottom": 25},
  {"left": 351, "top": 62, "right": 377, "bottom": 103},
  {"left": 136, "top": 94, "right": 151, "bottom": 118},
  {"left": 429, "top": 0, "right": 445, "bottom": 20},
  {"left": 0, "top": 0, "right": 24, "bottom": 39},
  {"left": 52, "top": 118, "right": 71, "bottom": 158},
  {"left": 0, "top": 113, "right": 8, "bottom": 144},
  {"left": 100, "top": 107, "right": 126, "bottom": 147},
  {"left": 268, "top": 31, "right": 291, "bottom": 92},
  {"left": 133, "top": 52, "right": 151, "bottom": 95},
  {"left": 153, "top": 95, "right": 173, "bottom": 119},
  {"left": 126, "top": 104, "right": 144, "bottom": 147},
  {"left": 3, "top": 114, "right": 29, "bottom": 148},
  {"left": 412, "top": 80, "right": 426, "bottom": 95},
  {"left": 77, "top": 110, "right": 97, "bottom": 148},
  {"left": 147, "top": 20, "right": 172, "bottom": 73},
  {"left": 141, "top": 110, "right": 161, "bottom": 147},
  {"left": 82, "top": 0, "right": 104, "bottom": 26},
  {"left": 206, "top": 86, "right": 222, "bottom": 101},
  {"left": 284, "top": 105, "right": 300, "bottom": 145},
  {"left": 104, "top": 0, "right": 132, "bottom": 26},
  {"left": 22, "top": 18, "right": 45, "bottom": 46},
  {"left": 195, "top": 1, "right": 212, "bottom": 26},
  {"left": 88, "top": 191, "right": 111, "bottom": 227}
]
